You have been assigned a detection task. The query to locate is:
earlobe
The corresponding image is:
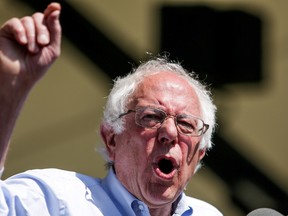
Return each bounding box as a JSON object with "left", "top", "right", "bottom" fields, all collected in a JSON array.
[{"left": 100, "top": 123, "right": 116, "bottom": 161}]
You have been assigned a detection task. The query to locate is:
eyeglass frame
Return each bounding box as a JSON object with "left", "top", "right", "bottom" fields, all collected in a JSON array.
[{"left": 116, "top": 106, "right": 209, "bottom": 137}]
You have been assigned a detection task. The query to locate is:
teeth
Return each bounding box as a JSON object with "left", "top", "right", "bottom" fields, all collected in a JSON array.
[{"left": 158, "top": 158, "right": 174, "bottom": 174}]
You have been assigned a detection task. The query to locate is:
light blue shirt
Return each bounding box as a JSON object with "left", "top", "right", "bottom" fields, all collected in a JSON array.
[{"left": 0, "top": 168, "right": 222, "bottom": 215}]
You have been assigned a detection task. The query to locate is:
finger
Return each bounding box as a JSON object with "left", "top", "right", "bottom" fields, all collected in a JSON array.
[
  {"left": 44, "top": 4, "right": 62, "bottom": 55},
  {"left": 44, "top": 2, "right": 61, "bottom": 17},
  {"left": 0, "top": 18, "right": 28, "bottom": 45},
  {"left": 21, "top": 16, "right": 39, "bottom": 53},
  {"left": 32, "top": 12, "right": 50, "bottom": 45}
]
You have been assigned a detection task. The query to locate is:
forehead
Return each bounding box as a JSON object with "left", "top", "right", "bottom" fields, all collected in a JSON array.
[{"left": 131, "top": 71, "right": 201, "bottom": 115}]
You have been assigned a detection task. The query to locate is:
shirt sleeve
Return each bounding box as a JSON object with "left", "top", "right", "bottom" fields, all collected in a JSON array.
[{"left": 0, "top": 170, "right": 65, "bottom": 216}]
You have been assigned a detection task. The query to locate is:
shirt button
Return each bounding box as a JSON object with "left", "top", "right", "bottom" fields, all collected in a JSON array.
[{"left": 139, "top": 204, "right": 144, "bottom": 210}]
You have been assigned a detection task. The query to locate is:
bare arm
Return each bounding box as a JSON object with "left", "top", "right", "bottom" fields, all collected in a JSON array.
[{"left": 0, "top": 3, "right": 62, "bottom": 168}]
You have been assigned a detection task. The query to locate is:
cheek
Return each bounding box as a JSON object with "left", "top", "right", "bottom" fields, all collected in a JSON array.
[
  {"left": 113, "top": 130, "right": 153, "bottom": 168},
  {"left": 113, "top": 140, "right": 139, "bottom": 178},
  {"left": 180, "top": 138, "right": 202, "bottom": 167}
]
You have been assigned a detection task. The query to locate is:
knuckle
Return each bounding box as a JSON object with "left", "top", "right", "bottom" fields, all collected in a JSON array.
[
  {"left": 6, "top": 18, "right": 25, "bottom": 34},
  {"left": 21, "top": 16, "right": 32, "bottom": 23},
  {"left": 32, "top": 12, "right": 44, "bottom": 19}
]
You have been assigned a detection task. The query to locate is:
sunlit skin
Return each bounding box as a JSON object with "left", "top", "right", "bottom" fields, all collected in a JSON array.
[
  {"left": 0, "top": 2, "right": 61, "bottom": 167},
  {"left": 102, "top": 71, "right": 206, "bottom": 216}
]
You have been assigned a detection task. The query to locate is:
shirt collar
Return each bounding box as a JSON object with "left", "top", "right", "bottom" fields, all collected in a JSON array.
[
  {"left": 172, "top": 193, "right": 193, "bottom": 215},
  {"left": 102, "top": 168, "right": 192, "bottom": 216},
  {"left": 102, "top": 168, "right": 149, "bottom": 215}
]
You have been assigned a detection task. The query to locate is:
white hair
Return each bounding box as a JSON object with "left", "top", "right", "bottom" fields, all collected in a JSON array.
[{"left": 100, "top": 57, "right": 217, "bottom": 171}]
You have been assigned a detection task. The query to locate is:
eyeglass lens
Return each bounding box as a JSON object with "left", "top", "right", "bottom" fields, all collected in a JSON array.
[{"left": 135, "top": 107, "right": 205, "bottom": 136}]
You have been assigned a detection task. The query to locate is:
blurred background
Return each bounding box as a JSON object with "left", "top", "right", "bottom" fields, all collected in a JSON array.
[{"left": 1, "top": 0, "right": 287, "bottom": 215}]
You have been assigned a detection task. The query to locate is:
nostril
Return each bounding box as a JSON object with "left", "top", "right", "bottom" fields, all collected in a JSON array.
[
  {"left": 159, "top": 136, "right": 176, "bottom": 146},
  {"left": 160, "top": 137, "right": 168, "bottom": 144},
  {"left": 157, "top": 119, "right": 178, "bottom": 145}
]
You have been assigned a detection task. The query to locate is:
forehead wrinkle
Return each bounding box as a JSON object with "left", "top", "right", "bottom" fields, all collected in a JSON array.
[{"left": 129, "top": 71, "right": 201, "bottom": 115}]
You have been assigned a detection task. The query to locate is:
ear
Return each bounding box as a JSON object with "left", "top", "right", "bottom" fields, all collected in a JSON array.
[
  {"left": 198, "top": 147, "right": 206, "bottom": 161},
  {"left": 100, "top": 123, "right": 116, "bottom": 161}
]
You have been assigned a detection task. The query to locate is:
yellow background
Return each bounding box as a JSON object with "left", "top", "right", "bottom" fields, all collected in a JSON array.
[{"left": 1, "top": 0, "right": 287, "bottom": 215}]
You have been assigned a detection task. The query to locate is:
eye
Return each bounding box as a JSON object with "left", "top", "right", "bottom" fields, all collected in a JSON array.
[
  {"left": 176, "top": 116, "right": 197, "bottom": 133},
  {"left": 142, "top": 113, "right": 162, "bottom": 121},
  {"left": 177, "top": 120, "right": 195, "bottom": 130},
  {"left": 141, "top": 112, "right": 164, "bottom": 125},
  {"left": 137, "top": 108, "right": 166, "bottom": 128}
]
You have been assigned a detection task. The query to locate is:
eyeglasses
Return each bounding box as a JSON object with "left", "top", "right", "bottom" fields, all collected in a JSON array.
[{"left": 117, "top": 106, "right": 209, "bottom": 137}]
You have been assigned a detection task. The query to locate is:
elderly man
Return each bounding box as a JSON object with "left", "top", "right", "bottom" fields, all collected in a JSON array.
[{"left": 0, "top": 3, "right": 222, "bottom": 216}]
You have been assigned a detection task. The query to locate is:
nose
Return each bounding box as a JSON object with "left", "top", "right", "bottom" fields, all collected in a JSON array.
[{"left": 157, "top": 116, "right": 178, "bottom": 145}]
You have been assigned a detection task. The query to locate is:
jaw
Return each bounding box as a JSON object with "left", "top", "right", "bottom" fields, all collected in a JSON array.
[
  {"left": 138, "top": 178, "right": 182, "bottom": 216},
  {"left": 137, "top": 161, "right": 183, "bottom": 207}
]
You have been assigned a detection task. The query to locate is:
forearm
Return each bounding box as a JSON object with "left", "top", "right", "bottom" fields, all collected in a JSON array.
[
  {"left": 0, "top": 86, "right": 30, "bottom": 168},
  {"left": 0, "top": 2, "right": 61, "bottom": 169}
]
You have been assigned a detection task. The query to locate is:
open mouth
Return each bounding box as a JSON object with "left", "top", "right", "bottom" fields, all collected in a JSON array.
[
  {"left": 158, "top": 158, "right": 175, "bottom": 174},
  {"left": 153, "top": 156, "right": 179, "bottom": 180}
]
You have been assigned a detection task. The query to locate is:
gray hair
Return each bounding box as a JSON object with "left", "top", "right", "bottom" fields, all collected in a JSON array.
[{"left": 100, "top": 57, "right": 217, "bottom": 170}]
